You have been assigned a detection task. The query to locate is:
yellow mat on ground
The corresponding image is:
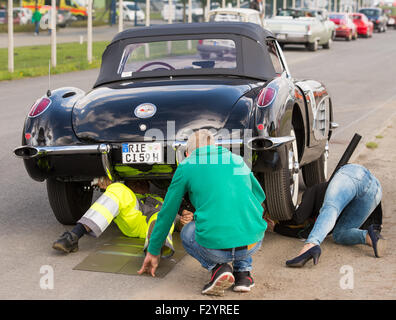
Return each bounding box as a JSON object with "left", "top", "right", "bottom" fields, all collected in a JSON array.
[{"left": 73, "top": 233, "right": 186, "bottom": 278}]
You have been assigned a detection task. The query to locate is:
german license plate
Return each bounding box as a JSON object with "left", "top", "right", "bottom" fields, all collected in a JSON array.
[{"left": 121, "top": 142, "right": 163, "bottom": 164}]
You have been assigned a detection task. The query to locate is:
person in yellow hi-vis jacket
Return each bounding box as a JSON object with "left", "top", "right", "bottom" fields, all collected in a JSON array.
[{"left": 52, "top": 178, "right": 193, "bottom": 257}]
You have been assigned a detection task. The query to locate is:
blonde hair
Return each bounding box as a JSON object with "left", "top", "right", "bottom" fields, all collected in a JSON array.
[{"left": 186, "top": 129, "right": 215, "bottom": 155}]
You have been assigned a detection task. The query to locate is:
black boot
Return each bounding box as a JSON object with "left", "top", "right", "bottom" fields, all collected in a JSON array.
[{"left": 52, "top": 231, "right": 79, "bottom": 253}]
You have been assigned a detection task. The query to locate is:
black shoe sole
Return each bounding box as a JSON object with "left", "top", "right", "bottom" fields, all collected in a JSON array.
[{"left": 52, "top": 242, "right": 78, "bottom": 253}]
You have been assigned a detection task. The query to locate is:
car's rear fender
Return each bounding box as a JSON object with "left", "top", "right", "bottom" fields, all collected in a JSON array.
[
  {"left": 295, "top": 79, "right": 334, "bottom": 165},
  {"left": 251, "top": 75, "right": 295, "bottom": 172},
  {"left": 22, "top": 87, "right": 86, "bottom": 181}
]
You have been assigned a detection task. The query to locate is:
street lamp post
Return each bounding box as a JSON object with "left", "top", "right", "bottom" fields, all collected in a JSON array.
[
  {"left": 51, "top": 0, "right": 56, "bottom": 67},
  {"left": 118, "top": 0, "right": 123, "bottom": 32},
  {"left": 146, "top": 0, "right": 150, "bottom": 26},
  {"left": 273, "top": 0, "right": 276, "bottom": 17},
  {"left": 145, "top": 0, "right": 150, "bottom": 57},
  {"left": 7, "top": 0, "right": 14, "bottom": 73},
  {"left": 87, "top": 0, "right": 92, "bottom": 64},
  {"left": 206, "top": 0, "right": 210, "bottom": 21}
]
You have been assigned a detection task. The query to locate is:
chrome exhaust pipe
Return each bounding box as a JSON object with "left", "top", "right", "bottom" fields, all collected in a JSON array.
[
  {"left": 247, "top": 136, "right": 295, "bottom": 151},
  {"left": 13, "top": 144, "right": 105, "bottom": 159}
]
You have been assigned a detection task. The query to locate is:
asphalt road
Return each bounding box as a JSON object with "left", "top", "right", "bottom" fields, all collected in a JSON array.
[{"left": 0, "top": 29, "right": 395, "bottom": 299}]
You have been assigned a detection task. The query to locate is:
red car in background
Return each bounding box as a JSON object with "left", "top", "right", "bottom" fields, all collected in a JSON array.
[
  {"left": 349, "top": 13, "right": 374, "bottom": 38},
  {"left": 329, "top": 12, "right": 358, "bottom": 41}
]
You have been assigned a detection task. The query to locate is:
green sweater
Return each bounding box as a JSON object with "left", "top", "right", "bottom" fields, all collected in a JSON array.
[
  {"left": 32, "top": 10, "right": 42, "bottom": 23},
  {"left": 148, "top": 145, "right": 267, "bottom": 256}
]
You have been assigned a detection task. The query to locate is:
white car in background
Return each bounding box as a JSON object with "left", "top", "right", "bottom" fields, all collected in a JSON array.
[
  {"left": 14, "top": 7, "right": 32, "bottom": 25},
  {"left": 118, "top": 1, "right": 145, "bottom": 23},
  {"left": 208, "top": 8, "right": 266, "bottom": 28},
  {"left": 161, "top": 0, "right": 205, "bottom": 22},
  {"left": 161, "top": 1, "right": 184, "bottom": 21}
]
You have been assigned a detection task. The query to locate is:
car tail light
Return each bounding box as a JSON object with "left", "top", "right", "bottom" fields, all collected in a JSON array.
[
  {"left": 257, "top": 87, "right": 276, "bottom": 107},
  {"left": 28, "top": 97, "right": 51, "bottom": 117}
]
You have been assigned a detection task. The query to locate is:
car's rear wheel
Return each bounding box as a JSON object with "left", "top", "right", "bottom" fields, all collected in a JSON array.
[
  {"left": 322, "top": 39, "right": 331, "bottom": 49},
  {"left": 47, "top": 178, "right": 93, "bottom": 225},
  {"left": 200, "top": 52, "right": 210, "bottom": 59},
  {"left": 346, "top": 32, "right": 352, "bottom": 41},
  {"left": 261, "top": 129, "right": 299, "bottom": 221},
  {"left": 302, "top": 142, "right": 329, "bottom": 187},
  {"left": 307, "top": 41, "right": 318, "bottom": 51}
]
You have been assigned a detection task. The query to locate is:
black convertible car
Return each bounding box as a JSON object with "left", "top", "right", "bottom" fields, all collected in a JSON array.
[{"left": 14, "top": 22, "right": 337, "bottom": 224}]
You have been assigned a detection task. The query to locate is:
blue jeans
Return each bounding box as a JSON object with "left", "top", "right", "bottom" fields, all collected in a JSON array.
[
  {"left": 180, "top": 221, "right": 263, "bottom": 272},
  {"left": 35, "top": 21, "right": 40, "bottom": 34},
  {"left": 306, "top": 164, "right": 382, "bottom": 246}
]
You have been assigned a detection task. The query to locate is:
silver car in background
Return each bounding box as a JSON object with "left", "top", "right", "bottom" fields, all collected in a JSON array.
[
  {"left": 208, "top": 8, "right": 266, "bottom": 28},
  {"left": 265, "top": 8, "right": 335, "bottom": 51}
]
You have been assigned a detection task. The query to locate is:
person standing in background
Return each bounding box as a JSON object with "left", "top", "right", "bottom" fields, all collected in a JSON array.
[{"left": 32, "top": 7, "right": 42, "bottom": 36}]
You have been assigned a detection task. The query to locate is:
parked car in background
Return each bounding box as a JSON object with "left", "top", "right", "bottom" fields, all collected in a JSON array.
[
  {"left": 381, "top": 5, "right": 396, "bottom": 29},
  {"left": 359, "top": 7, "right": 388, "bottom": 32},
  {"left": 329, "top": 12, "right": 358, "bottom": 41},
  {"left": 161, "top": 1, "right": 184, "bottom": 21},
  {"left": 117, "top": 1, "right": 145, "bottom": 23},
  {"left": 14, "top": 23, "right": 335, "bottom": 223},
  {"left": 265, "top": 8, "right": 335, "bottom": 51},
  {"left": 208, "top": 8, "right": 266, "bottom": 28},
  {"left": 161, "top": 0, "right": 205, "bottom": 22},
  {"left": 58, "top": 9, "right": 77, "bottom": 27},
  {"left": 349, "top": 12, "right": 374, "bottom": 38},
  {"left": 0, "top": 9, "right": 5, "bottom": 24},
  {"left": 41, "top": 9, "right": 71, "bottom": 28},
  {"left": 22, "top": 0, "right": 88, "bottom": 20},
  {"left": 14, "top": 7, "right": 32, "bottom": 25},
  {"left": 0, "top": 9, "right": 21, "bottom": 24}
]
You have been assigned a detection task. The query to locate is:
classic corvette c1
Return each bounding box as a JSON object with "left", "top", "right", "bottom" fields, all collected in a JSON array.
[{"left": 14, "top": 22, "right": 337, "bottom": 224}]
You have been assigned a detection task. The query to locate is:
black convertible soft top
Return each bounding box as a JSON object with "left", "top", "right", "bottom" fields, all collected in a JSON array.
[{"left": 94, "top": 22, "right": 277, "bottom": 87}]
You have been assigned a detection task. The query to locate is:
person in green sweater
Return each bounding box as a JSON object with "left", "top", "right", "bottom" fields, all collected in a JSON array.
[
  {"left": 32, "top": 7, "right": 42, "bottom": 36},
  {"left": 138, "top": 130, "right": 267, "bottom": 296}
]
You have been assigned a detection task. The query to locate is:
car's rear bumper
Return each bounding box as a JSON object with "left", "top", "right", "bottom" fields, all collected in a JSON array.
[
  {"left": 15, "top": 136, "right": 295, "bottom": 182},
  {"left": 274, "top": 32, "right": 310, "bottom": 44},
  {"left": 335, "top": 29, "right": 350, "bottom": 37},
  {"left": 357, "top": 26, "right": 369, "bottom": 34}
]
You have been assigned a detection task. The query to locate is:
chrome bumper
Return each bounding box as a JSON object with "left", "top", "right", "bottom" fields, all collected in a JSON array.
[
  {"left": 275, "top": 32, "right": 310, "bottom": 43},
  {"left": 13, "top": 136, "right": 295, "bottom": 180}
]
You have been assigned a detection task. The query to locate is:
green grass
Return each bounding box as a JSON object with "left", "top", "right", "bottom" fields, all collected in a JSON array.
[
  {"left": 366, "top": 142, "right": 378, "bottom": 149},
  {"left": 0, "top": 41, "right": 109, "bottom": 81},
  {"left": 375, "top": 135, "right": 384, "bottom": 139},
  {"left": 150, "top": 11, "right": 162, "bottom": 20}
]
